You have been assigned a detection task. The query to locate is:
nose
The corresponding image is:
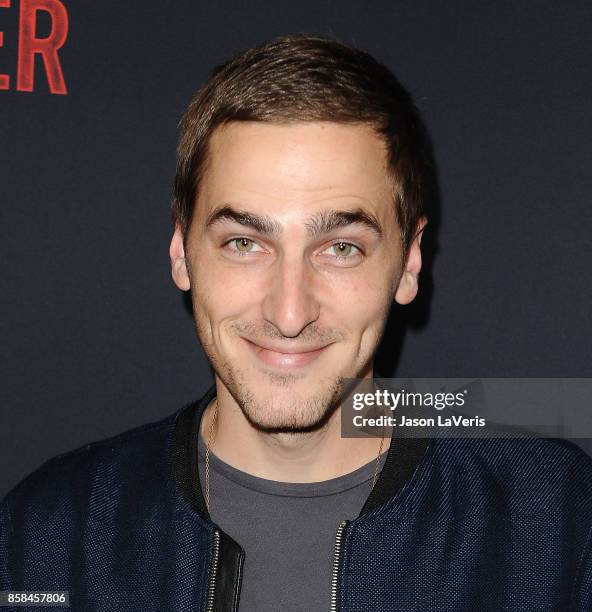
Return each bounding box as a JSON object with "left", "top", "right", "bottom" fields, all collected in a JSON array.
[{"left": 261, "top": 254, "right": 320, "bottom": 338}]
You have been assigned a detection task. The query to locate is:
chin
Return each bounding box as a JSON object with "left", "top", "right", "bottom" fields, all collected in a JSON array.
[{"left": 223, "top": 368, "right": 346, "bottom": 433}]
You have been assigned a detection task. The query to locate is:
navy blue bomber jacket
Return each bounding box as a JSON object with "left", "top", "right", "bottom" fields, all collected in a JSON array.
[{"left": 1, "top": 384, "right": 592, "bottom": 611}]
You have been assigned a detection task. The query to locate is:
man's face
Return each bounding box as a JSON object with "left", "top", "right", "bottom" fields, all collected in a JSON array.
[{"left": 171, "top": 121, "right": 424, "bottom": 432}]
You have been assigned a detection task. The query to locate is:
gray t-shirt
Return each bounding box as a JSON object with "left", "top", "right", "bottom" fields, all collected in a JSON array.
[{"left": 197, "top": 431, "right": 388, "bottom": 611}]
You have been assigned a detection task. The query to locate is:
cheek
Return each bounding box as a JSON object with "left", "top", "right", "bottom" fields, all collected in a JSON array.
[
  {"left": 190, "top": 251, "right": 264, "bottom": 321},
  {"left": 323, "top": 270, "right": 394, "bottom": 334},
  {"left": 189, "top": 242, "right": 395, "bottom": 335}
]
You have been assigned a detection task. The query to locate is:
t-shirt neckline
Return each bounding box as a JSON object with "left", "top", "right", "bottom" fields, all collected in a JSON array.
[{"left": 197, "top": 429, "right": 390, "bottom": 498}]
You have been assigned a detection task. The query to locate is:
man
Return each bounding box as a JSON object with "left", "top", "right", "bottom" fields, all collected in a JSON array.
[{"left": 1, "top": 34, "right": 591, "bottom": 612}]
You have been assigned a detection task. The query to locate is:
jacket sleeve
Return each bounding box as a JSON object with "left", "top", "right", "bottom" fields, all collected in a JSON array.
[
  {"left": 570, "top": 523, "right": 592, "bottom": 611},
  {"left": 0, "top": 496, "right": 13, "bottom": 591}
]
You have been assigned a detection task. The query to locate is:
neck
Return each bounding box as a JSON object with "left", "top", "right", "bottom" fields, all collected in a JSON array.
[{"left": 200, "top": 378, "right": 389, "bottom": 483}]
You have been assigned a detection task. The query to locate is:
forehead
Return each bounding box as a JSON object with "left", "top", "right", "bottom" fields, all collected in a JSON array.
[{"left": 198, "top": 121, "right": 393, "bottom": 218}]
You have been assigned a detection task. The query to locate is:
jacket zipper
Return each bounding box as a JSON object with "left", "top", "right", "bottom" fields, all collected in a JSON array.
[
  {"left": 208, "top": 521, "right": 346, "bottom": 611},
  {"left": 329, "top": 520, "right": 348, "bottom": 612},
  {"left": 205, "top": 529, "right": 221, "bottom": 612}
]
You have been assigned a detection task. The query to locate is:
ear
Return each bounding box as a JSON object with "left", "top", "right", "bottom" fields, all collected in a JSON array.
[
  {"left": 169, "top": 225, "right": 191, "bottom": 291},
  {"left": 395, "top": 216, "right": 428, "bottom": 305}
]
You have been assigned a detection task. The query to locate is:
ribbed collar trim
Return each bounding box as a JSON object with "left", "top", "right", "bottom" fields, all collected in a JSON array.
[{"left": 169, "top": 384, "right": 431, "bottom": 521}]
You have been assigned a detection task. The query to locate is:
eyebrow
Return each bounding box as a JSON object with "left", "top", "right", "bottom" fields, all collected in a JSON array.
[{"left": 205, "top": 204, "right": 383, "bottom": 238}]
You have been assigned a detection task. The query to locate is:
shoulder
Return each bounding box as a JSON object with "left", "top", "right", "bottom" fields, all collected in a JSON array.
[
  {"left": 429, "top": 436, "right": 592, "bottom": 517},
  {"left": 1, "top": 405, "right": 185, "bottom": 524},
  {"left": 0, "top": 398, "right": 209, "bottom": 591}
]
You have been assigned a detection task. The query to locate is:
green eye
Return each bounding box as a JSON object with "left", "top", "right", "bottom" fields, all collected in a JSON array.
[
  {"left": 332, "top": 242, "right": 354, "bottom": 257},
  {"left": 234, "top": 238, "right": 255, "bottom": 252}
]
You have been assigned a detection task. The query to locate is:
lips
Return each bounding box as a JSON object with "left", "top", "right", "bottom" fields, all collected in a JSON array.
[{"left": 243, "top": 338, "right": 329, "bottom": 369}]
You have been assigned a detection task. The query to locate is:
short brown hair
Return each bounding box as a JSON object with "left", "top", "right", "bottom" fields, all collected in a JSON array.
[{"left": 172, "top": 33, "right": 430, "bottom": 253}]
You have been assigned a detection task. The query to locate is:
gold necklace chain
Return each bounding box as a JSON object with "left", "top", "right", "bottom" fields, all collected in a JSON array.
[
  {"left": 204, "top": 399, "right": 218, "bottom": 514},
  {"left": 203, "top": 399, "right": 386, "bottom": 514}
]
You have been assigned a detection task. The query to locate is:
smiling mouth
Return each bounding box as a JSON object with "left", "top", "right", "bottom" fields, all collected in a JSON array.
[{"left": 243, "top": 338, "right": 330, "bottom": 369}]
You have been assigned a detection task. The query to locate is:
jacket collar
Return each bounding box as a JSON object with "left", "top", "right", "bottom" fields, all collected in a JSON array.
[{"left": 170, "top": 384, "right": 431, "bottom": 522}]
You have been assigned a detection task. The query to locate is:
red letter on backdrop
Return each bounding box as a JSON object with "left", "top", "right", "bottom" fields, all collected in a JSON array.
[
  {"left": 0, "top": 0, "right": 10, "bottom": 90},
  {"left": 17, "top": 0, "right": 68, "bottom": 94}
]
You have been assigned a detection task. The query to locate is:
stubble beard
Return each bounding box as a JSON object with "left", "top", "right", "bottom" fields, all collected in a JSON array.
[
  {"left": 223, "top": 364, "right": 346, "bottom": 433},
  {"left": 194, "top": 323, "right": 356, "bottom": 434},
  {"left": 203, "top": 339, "right": 348, "bottom": 433},
  {"left": 191, "top": 294, "right": 381, "bottom": 433}
]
